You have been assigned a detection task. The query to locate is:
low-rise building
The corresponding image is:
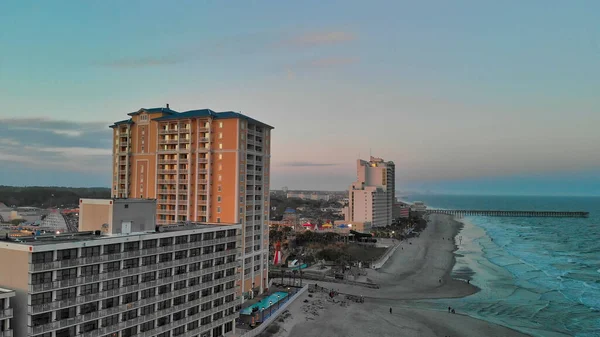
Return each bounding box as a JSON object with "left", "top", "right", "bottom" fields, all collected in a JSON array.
[
  {"left": 0, "top": 216, "right": 242, "bottom": 337},
  {"left": 0, "top": 288, "right": 14, "bottom": 337}
]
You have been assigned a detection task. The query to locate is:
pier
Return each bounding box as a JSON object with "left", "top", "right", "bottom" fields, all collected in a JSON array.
[{"left": 426, "top": 209, "right": 589, "bottom": 218}]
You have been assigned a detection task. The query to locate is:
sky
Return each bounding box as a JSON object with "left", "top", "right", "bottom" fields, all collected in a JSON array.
[{"left": 1, "top": 0, "right": 599, "bottom": 195}]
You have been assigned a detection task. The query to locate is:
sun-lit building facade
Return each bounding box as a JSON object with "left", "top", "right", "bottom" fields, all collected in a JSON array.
[{"left": 110, "top": 106, "right": 273, "bottom": 296}]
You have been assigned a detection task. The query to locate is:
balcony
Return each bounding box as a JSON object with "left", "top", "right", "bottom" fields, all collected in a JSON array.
[
  {"left": 198, "top": 168, "right": 208, "bottom": 174},
  {"left": 197, "top": 127, "right": 209, "bottom": 132},
  {"left": 178, "top": 158, "right": 190, "bottom": 164},
  {"left": 158, "top": 169, "right": 178, "bottom": 175},
  {"left": 118, "top": 159, "right": 128, "bottom": 165},
  {"left": 117, "top": 189, "right": 127, "bottom": 195},
  {"left": 198, "top": 179, "right": 207, "bottom": 184},
  {"left": 159, "top": 139, "right": 179, "bottom": 145},
  {"left": 197, "top": 189, "right": 208, "bottom": 195},
  {"left": 118, "top": 169, "right": 129, "bottom": 175},
  {"left": 159, "top": 129, "right": 179, "bottom": 135},
  {"left": 119, "top": 132, "right": 129, "bottom": 137},
  {"left": 197, "top": 147, "right": 209, "bottom": 153},
  {"left": 159, "top": 148, "right": 179, "bottom": 154},
  {"left": 157, "top": 209, "right": 176, "bottom": 215},
  {"left": 179, "top": 128, "right": 190, "bottom": 133},
  {"left": 158, "top": 189, "right": 176, "bottom": 194},
  {"left": 158, "top": 159, "right": 178, "bottom": 164},
  {"left": 158, "top": 200, "right": 177, "bottom": 205},
  {"left": 179, "top": 179, "right": 189, "bottom": 184},
  {"left": 158, "top": 179, "right": 177, "bottom": 184},
  {"left": 197, "top": 200, "right": 207, "bottom": 205},
  {"left": 198, "top": 137, "right": 209, "bottom": 142},
  {"left": 178, "top": 190, "right": 189, "bottom": 195},
  {"left": 198, "top": 158, "right": 208, "bottom": 163},
  {"left": 246, "top": 169, "right": 255, "bottom": 175},
  {"left": 0, "top": 308, "right": 13, "bottom": 319},
  {"left": 0, "top": 331, "right": 12, "bottom": 337}
]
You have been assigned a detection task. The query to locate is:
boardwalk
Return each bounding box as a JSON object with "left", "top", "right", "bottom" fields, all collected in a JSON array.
[{"left": 426, "top": 209, "right": 589, "bottom": 218}]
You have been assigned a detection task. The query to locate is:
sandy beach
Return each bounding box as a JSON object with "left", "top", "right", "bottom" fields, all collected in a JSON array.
[{"left": 267, "top": 214, "right": 531, "bottom": 337}]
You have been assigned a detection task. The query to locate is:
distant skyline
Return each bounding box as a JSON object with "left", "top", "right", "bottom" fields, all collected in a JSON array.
[{"left": 1, "top": 1, "right": 599, "bottom": 195}]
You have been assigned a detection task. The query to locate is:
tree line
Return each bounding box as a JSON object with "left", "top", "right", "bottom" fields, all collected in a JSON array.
[{"left": 0, "top": 186, "right": 111, "bottom": 208}]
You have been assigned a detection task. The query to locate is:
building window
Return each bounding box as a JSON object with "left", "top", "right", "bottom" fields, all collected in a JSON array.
[
  {"left": 218, "top": 185, "right": 222, "bottom": 192},
  {"left": 217, "top": 207, "right": 221, "bottom": 213},
  {"left": 219, "top": 164, "right": 222, "bottom": 170},
  {"left": 219, "top": 122, "right": 223, "bottom": 128},
  {"left": 219, "top": 143, "right": 223, "bottom": 149},
  {"left": 241, "top": 133, "right": 245, "bottom": 140},
  {"left": 216, "top": 217, "right": 221, "bottom": 223},
  {"left": 218, "top": 175, "right": 222, "bottom": 181},
  {"left": 218, "top": 154, "right": 223, "bottom": 160},
  {"left": 219, "top": 132, "right": 223, "bottom": 139},
  {"left": 217, "top": 196, "right": 221, "bottom": 202}
]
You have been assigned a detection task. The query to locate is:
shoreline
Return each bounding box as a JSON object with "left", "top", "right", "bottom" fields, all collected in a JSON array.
[{"left": 269, "top": 214, "right": 533, "bottom": 337}]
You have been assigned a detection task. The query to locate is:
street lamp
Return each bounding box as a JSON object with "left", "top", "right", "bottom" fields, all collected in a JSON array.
[
  {"left": 269, "top": 301, "right": 273, "bottom": 316},
  {"left": 277, "top": 294, "right": 281, "bottom": 309},
  {"left": 252, "top": 282, "right": 255, "bottom": 299}
]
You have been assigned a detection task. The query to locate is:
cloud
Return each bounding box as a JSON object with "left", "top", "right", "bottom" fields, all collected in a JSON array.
[
  {"left": 302, "top": 57, "right": 359, "bottom": 68},
  {"left": 283, "top": 31, "right": 357, "bottom": 47},
  {"left": 97, "top": 56, "right": 182, "bottom": 68},
  {"left": 0, "top": 118, "right": 112, "bottom": 174},
  {"left": 279, "top": 161, "right": 340, "bottom": 167}
]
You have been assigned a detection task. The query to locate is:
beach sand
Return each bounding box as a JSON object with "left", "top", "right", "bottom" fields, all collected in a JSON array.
[{"left": 267, "top": 214, "right": 531, "bottom": 337}]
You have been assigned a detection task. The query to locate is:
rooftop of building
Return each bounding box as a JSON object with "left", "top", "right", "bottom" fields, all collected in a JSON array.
[
  {"left": 111, "top": 106, "right": 274, "bottom": 129},
  {"left": 1, "top": 222, "right": 240, "bottom": 247}
]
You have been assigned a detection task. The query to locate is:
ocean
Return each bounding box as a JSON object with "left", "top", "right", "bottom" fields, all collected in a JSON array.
[{"left": 404, "top": 195, "right": 600, "bottom": 337}]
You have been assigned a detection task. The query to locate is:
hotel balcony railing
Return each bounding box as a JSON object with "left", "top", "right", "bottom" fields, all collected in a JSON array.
[
  {"left": 28, "top": 260, "right": 240, "bottom": 314},
  {"left": 159, "top": 148, "right": 179, "bottom": 154},
  {"left": 179, "top": 179, "right": 189, "bottom": 184},
  {"left": 157, "top": 209, "right": 176, "bottom": 215},
  {"left": 197, "top": 147, "right": 209, "bottom": 152},
  {"left": 179, "top": 128, "right": 190, "bottom": 133},
  {"left": 158, "top": 169, "right": 178, "bottom": 174},
  {"left": 196, "top": 189, "right": 208, "bottom": 195},
  {"left": 118, "top": 169, "right": 129, "bottom": 175},
  {"left": 0, "top": 308, "right": 13, "bottom": 319},
  {"left": 179, "top": 138, "right": 190, "bottom": 143},
  {"left": 159, "top": 139, "right": 179, "bottom": 145},
  {"left": 198, "top": 179, "right": 207, "bottom": 184},
  {"left": 197, "top": 211, "right": 207, "bottom": 216},
  {"left": 119, "top": 132, "right": 129, "bottom": 137},
  {"left": 159, "top": 159, "right": 178, "bottom": 164},
  {"left": 158, "top": 189, "right": 176, "bottom": 194},
  {"left": 179, "top": 158, "right": 190, "bottom": 164},
  {"left": 197, "top": 127, "right": 209, "bottom": 132},
  {"left": 246, "top": 170, "right": 255, "bottom": 175},
  {"left": 158, "top": 179, "right": 177, "bottom": 184},
  {"left": 0, "top": 331, "right": 12, "bottom": 337},
  {"left": 158, "top": 200, "right": 177, "bottom": 205},
  {"left": 198, "top": 169, "right": 208, "bottom": 174},
  {"left": 117, "top": 189, "right": 127, "bottom": 195},
  {"left": 198, "top": 158, "right": 208, "bottom": 163},
  {"left": 178, "top": 190, "right": 189, "bottom": 195},
  {"left": 197, "top": 200, "right": 207, "bottom": 205},
  {"left": 27, "top": 238, "right": 241, "bottom": 274},
  {"left": 198, "top": 137, "right": 209, "bottom": 142},
  {"left": 159, "top": 129, "right": 179, "bottom": 135}
]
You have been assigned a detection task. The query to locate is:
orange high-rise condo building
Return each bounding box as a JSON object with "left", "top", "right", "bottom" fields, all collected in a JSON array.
[{"left": 110, "top": 105, "right": 273, "bottom": 297}]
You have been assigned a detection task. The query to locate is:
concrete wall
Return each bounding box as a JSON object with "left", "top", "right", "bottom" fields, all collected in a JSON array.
[
  {"left": 79, "top": 199, "right": 113, "bottom": 233},
  {"left": 112, "top": 199, "right": 157, "bottom": 233},
  {"left": 0, "top": 247, "right": 30, "bottom": 337}
]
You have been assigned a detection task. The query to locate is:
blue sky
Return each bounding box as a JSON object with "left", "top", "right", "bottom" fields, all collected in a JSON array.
[{"left": 1, "top": 1, "right": 599, "bottom": 195}]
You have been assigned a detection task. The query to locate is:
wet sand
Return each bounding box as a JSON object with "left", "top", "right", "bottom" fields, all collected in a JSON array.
[{"left": 270, "top": 214, "right": 531, "bottom": 337}]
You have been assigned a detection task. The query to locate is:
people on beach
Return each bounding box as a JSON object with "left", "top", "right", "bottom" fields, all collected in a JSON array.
[
  {"left": 448, "top": 306, "right": 451, "bottom": 313},
  {"left": 389, "top": 307, "right": 392, "bottom": 314}
]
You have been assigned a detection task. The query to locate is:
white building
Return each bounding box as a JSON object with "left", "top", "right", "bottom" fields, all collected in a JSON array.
[
  {"left": 346, "top": 156, "right": 395, "bottom": 227},
  {"left": 0, "top": 218, "right": 242, "bottom": 337}
]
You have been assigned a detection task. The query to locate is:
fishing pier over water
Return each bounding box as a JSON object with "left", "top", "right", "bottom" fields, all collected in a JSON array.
[{"left": 426, "top": 209, "right": 589, "bottom": 218}]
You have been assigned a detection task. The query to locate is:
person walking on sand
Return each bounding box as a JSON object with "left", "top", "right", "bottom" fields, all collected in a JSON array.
[
  {"left": 448, "top": 306, "right": 451, "bottom": 313},
  {"left": 389, "top": 307, "right": 392, "bottom": 314}
]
